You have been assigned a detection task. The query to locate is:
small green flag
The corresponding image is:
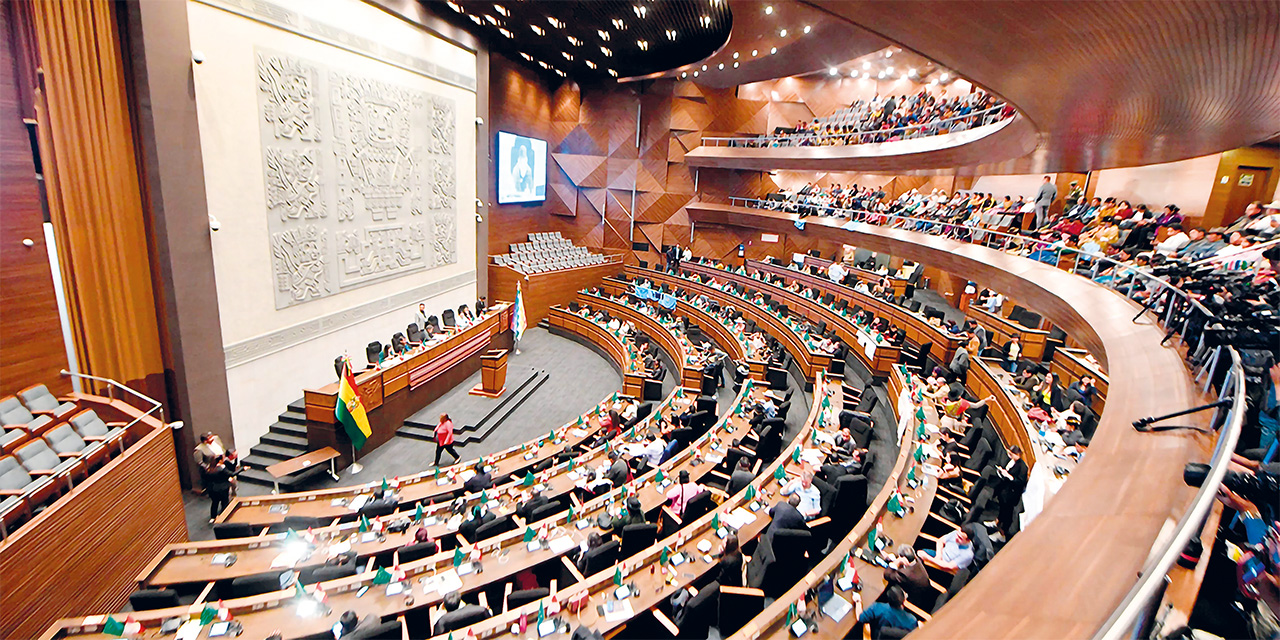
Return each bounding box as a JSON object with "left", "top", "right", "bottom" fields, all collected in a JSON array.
[
  {"left": 103, "top": 616, "right": 125, "bottom": 636},
  {"left": 655, "top": 469, "right": 665, "bottom": 483},
  {"left": 811, "top": 427, "right": 819, "bottom": 441},
  {"left": 907, "top": 465, "right": 918, "bottom": 483},
  {"left": 660, "top": 547, "right": 670, "bottom": 565},
  {"left": 453, "top": 546, "right": 464, "bottom": 567},
  {"left": 745, "top": 485, "right": 757, "bottom": 500},
  {"left": 613, "top": 567, "right": 623, "bottom": 586},
  {"left": 774, "top": 465, "right": 786, "bottom": 481},
  {"left": 372, "top": 566, "right": 393, "bottom": 585},
  {"left": 381, "top": 477, "right": 389, "bottom": 492},
  {"left": 915, "top": 421, "right": 927, "bottom": 440},
  {"left": 915, "top": 407, "right": 926, "bottom": 422},
  {"left": 284, "top": 528, "right": 300, "bottom": 543},
  {"left": 887, "top": 492, "right": 905, "bottom": 516},
  {"left": 434, "top": 467, "right": 440, "bottom": 480},
  {"left": 480, "top": 490, "right": 488, "bottom": 502},
  {"left": 524, "top": 527, "right": 536, "bottom": 542},
  {"left": 568, "top": 505, "right": 576, "bottom": 521},
  {"left": 359, "top": 514, "right": 371, "bottom": 533},
  {"left": 712, "top": 512, "right": 720, "bottom": 529},
  {"left": 786, "top": 601, "right": 798, "bottom": 626},
  {"left": 413, "top": 502, "right": 424, "bottom": 522},
  {"left": 621, "top": 485, "right": 629, "bottom": 498},
  {"left": 792, "top": 447, "right": 801, "bottom": 464},
  {"left": 538, "top": 600, "right": 546, "bottom": 624},
  {"left": 523, "top": 471, "right": 535, "bottom": 487},
  {"left": 294, "top": 581, "right": 307, "bottom": 599},
  {"left": 914, "top": 445, "right": 924, "bottom": 463}
]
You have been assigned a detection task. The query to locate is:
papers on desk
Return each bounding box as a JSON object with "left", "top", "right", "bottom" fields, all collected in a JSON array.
[
  {"left": 549, "top": 536, "right": 576, "bottom": 554},
  {"left": 571, "top": 428, "right": 589, "bottom": 438},
  {"left": 921, "top": 463, "right": 943, "bottom": 477},
  {"left": 327, "top": 541, "right": 352, "bottom": 556},
  {"left": 459, "top": 470, "right": 476, "bottom": 484},
  {"left": 798, "top": 448, "right": 824, "bottom": 467},
  {"left": 538, "top": 619, "right": 558, "bottom": 638},
  {"left": 208, "top": 621, "right": 231, "bottom": 637},
  {"left": 175, "top": 620, "right": 203, "bottom": 640},
  {"left": 420, "top": 569, "right": 463, "bottom": 596},
  {"left": 602, "top": 598, "right": 634, "bottom": 623},
  {"left": 822, "top": 594, "right": 853, "bottom": 622},
  {"left": 723, "top": 507, "right": 756, "bottom": 530},
  {"left": 705, "top": 453, "right": 724, "bottom": 466},
  {"left": 270, "top": 550, "right": 304, "bottom": 569},
  {"left": 697, "top": 539, "right": 713, "bottom": 553},
  {"left": 348, "top": 494, "right": 370, "bottom": 511},
  {"left": 330, "top": 498, "right": 348, "bottom": 507},
  {"left": 360, "top": 532, "right": 377, "bottom": 543},
  {"left": 385, "top": 581, "right": 405, "bottom": 596}
]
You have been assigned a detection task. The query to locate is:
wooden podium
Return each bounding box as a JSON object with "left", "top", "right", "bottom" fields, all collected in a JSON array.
[{"left": 470, "top": 349, "right": 508, "bottom": 397}]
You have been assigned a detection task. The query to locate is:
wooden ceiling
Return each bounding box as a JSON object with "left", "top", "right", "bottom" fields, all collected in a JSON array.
[{"left": 797, "top": 0, "right": 1280, "bottom": 171}]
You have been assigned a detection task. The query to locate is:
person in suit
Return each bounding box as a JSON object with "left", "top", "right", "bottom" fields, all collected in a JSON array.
[
  {"left": 463, "top": 462, "right": 492, "bottom": 494},
  {"left": 476, "top": 297, "right": 487, "bottom": 315},
  {"left": 727, "top": 457, "right": 754, "bottom": 495},
  {"left": 606, "top": 451, "right": 630, "bottom": 487},
  {"left": 414, "top": 303, "right": 430, "bottom": 333},
  {"left": 458, "top": 505, "right": 495, "bottom": 543},
  {"left": 516, "top": 489, "right": 551, "bottom": 521},
  {"left": 994, "top": 445, "right": 1029, "bottom": 538},
  {"left": 710, "top": 533, "right": 743, "bottom": 588},
  {"left": 605, "top": 496, "right": 647, "bottom": 535},
  {"left": 203, "top": 454, "right": 237, "bottom": 523},
  {"left": 194, "top": 432, "right": 229, "bottom": 495},
  {"left": 576, "top": 531, "right": 606, "bottom": 573},
  {"left": 949, "top": 345, "right": 971, "bottom": 381},
  {"left": 766, "top": 494, "right": 807, "bottom": 534},
  {"left": 1034, "top": 175, "right": 1058, "bottom": 230},
  {"left": 433, "top": 591, "right": 489, "bottom": 635},
  {"left": 362, "top": 487, "right": 399, "bottom": 513}
]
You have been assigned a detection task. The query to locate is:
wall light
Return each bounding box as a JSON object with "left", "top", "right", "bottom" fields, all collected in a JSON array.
[
  {"left": 803, "top": 25, "right": 811, "bottom": 33},
  {"left": 764, "top": 5, "right": 773, "bottom": 14}
]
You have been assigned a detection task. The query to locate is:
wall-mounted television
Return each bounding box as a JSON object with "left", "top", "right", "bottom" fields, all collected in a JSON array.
[{"left": 497, "top": 131, "right": 547, "bottom": 204}]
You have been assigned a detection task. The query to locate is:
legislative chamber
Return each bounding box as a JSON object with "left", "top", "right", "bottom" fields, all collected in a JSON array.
[{"left": 1, "top": 1, "right": 1276, "bottom": 640}]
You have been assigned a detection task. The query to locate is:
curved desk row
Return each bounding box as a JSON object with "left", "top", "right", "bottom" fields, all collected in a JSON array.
[
  {"left": 687, "top": 201, "right": 1211, "bottom": 638},
  {"left": 680, "top": 261, "right": 903, "bottom": 376},
  {"left": 627, "top": 267, "right": 832, "bottom": 387},
  {"left": 42, "top": 381, "right": 766, "bottom": 639},
  {"left": 572, "top": 291, "right": 704, "bottom": 391},
  {"left": 549, "top": 306, "right": 656, "bottom": 399},
  {"left": 742, "top": 259, "right": 962, "bottom": 365},
  {"left": 968, "top": 305, "right": 1050, "bottom": 362}
]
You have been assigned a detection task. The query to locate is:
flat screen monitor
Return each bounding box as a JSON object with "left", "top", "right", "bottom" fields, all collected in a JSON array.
[{"left": 497, "top": 131, "right": 547, "bottom": 204}]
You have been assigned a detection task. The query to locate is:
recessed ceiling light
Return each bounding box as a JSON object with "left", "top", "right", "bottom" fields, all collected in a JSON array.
[
  {"left": 828, "top": 67, "right": 838, "bottom": 76},
  {"left": 530, "top": 24, "right": 544, "bottom": 35},
  {"left": 779, "top": 29, "right": 787, "bottom": 37},
  {"left": 681, "top": 72, "right": 687, "bottom": 78},
  {"left": 693, "top": 71, "right": 699, "bottom": 77},
  {"left": 608, "top": 69, "right": 618, "bottom": 77},
  {"left": 483, "top": 14, "right": 497, "bottom": 24},
  {"left": 886, "top": 50, "right": 893, "bottom": 58},
  {"left": 804, "top": 25, "right": 811, "bottom": 33},
  {"left": 702, "top": 64, "right": 707, "bottom": 71},
  {"left": 751, "top": 49, "right": 758, "bottom": 56},
  {"left": 562, "top": 52, "right": 573, "bottom": 60},
  {"left": 498, "top": 27, "right": 512, "bottom": 38},
  {"left": 666, "top": 29, "right": 677, "bottom": 41},
  {"left": 585, "top": 60, "right": 597, "bottom": 69},
  {"left": 637, "top": 40, "right": 649, "bottom": 51},
  {"left": 600, "top": 46, "right": 612, "bottom": 56},
  {"left": 733, "top": 62, "right": 739, "bottom": 68},
  {"left": 732, "top": 52, "right": 739, "bottom": 59},
  {"left": 886, "top": 66, "right": 894, "bottom": 74},
  {"left": 764, "top": 5, "right": 773, "bottom": 14},
  {"left": 446, "top": 1, "right": 462, "bottom": 12},
  {"left": 862, "top": 61, "right": 871, "bottom": 70},
  {"left": 519, "top": 52, "right": 532, "bottom": 61},
  {"left": 770, "top": 47, "right": 777, "bottom": 54},
  {"left": 493, "top": 4, "right": 507, "bottom": 16},
  {"left": 548, "top": 16, "right": 564, "bottom": 28},
  {"left": 598, "top": 29, "right": 610, "bottom": 41},
  {"left": 555, "top": 69, "right": 566, "bottom": 77},
  {"left": 940, "top": 73, "right": 950, "bottom": 81},
  {"left": 612, "top": 18, "right": 624, "bottom": 29},
  {"left": 849, "top": 70, "right": 858, "bottom": 77},
  {"left": 567, "top": 36, "right": 581, "bottom": 46},
  {"left": 468, "top": 14, "right": 481, "bottom": 24},
  {"left": 633, "top": 5, "right": 647, "bottom": 18},
  {"left": 718, "top": 63, "right": 724, "bottom": 69}
]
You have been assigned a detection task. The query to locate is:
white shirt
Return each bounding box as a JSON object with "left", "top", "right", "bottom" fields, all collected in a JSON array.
[
  {"left": 827, "top": 262, "right": 848, "bottom": 282},
  {"left": 1155, "top": 231, "right": 1190, "bottom": 256}
]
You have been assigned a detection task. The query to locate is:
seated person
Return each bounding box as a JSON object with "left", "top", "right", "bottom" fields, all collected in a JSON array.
[
  {"left": 883, "top": 545, "right": 930, "bottom": 594},
  {"left": 624, "top": 434, "right": 666, "bottom": 467},
  {"left": 406, "top": 527, "right": 439, "bottom": 554},
  {"left": 709, "top": 533, "right": 744, "bottom": 588},
  {"left": 432, "top": 591, "right": 490, "bottom": 635},
  {"left": 726, "top": 457, "right": 754, "bottom": 495},
  {"left": 363, "top": 486, "right": 399, "bottom": 512},
  {"left": 766, "top": 494, "right": 808, "bottom": 534},
  {"left": 462, "top": 462, "right": 492, "bottom": 494},
  {"left": 576, "top": 531, "right": 606, "bottom": 573},
  {"left": 921, "top": 528, "right": 975, "bottom": 572},
  {"left": 605, "top": 450, "right": 631, "bottom": 487},
  {"left": 854, "top": 586, "right": 919, "bottom": 638},
  {"left": 457, "top": 505, "right": 495, "bottom": 543},
  {"left": 516, "top": 489, "right": 552, "bottom": 521},
  {"left": 665, "top": 470, "right": 703, "bottom": 518},
  {"left": 605, "top": 496, "right": 647, "bottom": 535},
  {"left": 779, "top": 469, "right": 822, "bottom": 520}
]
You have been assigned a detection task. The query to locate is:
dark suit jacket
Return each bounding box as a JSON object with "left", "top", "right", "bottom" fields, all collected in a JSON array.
[
  {"left": 433, "top": 605, "right": 489, "bottom": 635},
  {"left": 607, "top": 459, "right": 630, "bottom": 486},
  {"left": 458, "top": 512, "right": 495, "bottom": 542},
  {"left": 516, "top": 495, "right": 551, "bottom": 520},
  {"left": 727, "top": 469, "right": 754, "bottom": 496},
  {"left": 766, "top": 501, "right": 807, "bottom": 534},
  {"left": 463, "top": 472, "right": 492, "bottom": 494},
  {"left": 997, "top": 459, "right": 1029, "bottom": 499}
]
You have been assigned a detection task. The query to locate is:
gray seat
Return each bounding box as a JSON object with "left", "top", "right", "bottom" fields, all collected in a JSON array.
[
  {"left": 0, "top": 397, "right": 34, "bottom": 426},
  {"left": 43, "top": 424, "right": 89, "bottom": 456},
  {"left": 1, "top": 428, "right": 27, "bottom": 450},
  {"left": 14, "top": 439, "right": 78, "bottom": 475},
  {"left": 0, "top": 455, "right": 35, "bottom": 492},
  {"left": 19, "top": 385, "right": 77, "bottom": 418},
  {"left": 69, "top": 410, "right": 126, "bottom": 443}
]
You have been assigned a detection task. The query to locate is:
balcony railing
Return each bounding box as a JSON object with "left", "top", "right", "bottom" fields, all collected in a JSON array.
[{"left": 700, "top": 103, "right": 1012, "bottom": 148}]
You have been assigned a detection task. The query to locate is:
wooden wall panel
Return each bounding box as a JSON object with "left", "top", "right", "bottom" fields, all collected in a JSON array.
[
  {"left": 0, "top": 1, "right": 70, "bottom": 396},
  {"left": 487, "top": 260, "right": 622, "bottom": 326},
  {"left": 1201, "top": 144, "right": 1280, "bottom": 228},
  {"left": 0, "top": 425, "right": 186, "bottom": 640}
]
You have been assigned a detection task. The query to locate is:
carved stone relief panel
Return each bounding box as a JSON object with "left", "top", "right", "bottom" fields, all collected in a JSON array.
[{"left": 255, "top": 48, "right": 458, "bottom": 309}]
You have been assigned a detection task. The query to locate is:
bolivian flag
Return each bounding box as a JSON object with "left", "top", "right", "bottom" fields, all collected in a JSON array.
[{"left": 336, "top": 361, "right": 372, "bottom": 450}]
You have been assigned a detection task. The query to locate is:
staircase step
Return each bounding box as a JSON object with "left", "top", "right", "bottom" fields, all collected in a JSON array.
[
  {"left": 240, "top": 454, "right": 277, "bottom": 470},
  {"left": 287, "top": 398, "right": 307, "bottom": 413},
  {"left": 248, "top": 443, "right": 299, "bottom": 461},
  {"left": 237, "top": 468, "right": 282, "bottom": 487},
  {"left": 278, "top": 410, "right": 308, "bottom": 426},
  {"left": 268, "top": 422, "right": 307, "bottom": 437},
  {"left": 396, "top": 425, "right": 437, "bottom": 441},
  {"left": 260, "top": 431, "right": 308, "bottom": 449}
]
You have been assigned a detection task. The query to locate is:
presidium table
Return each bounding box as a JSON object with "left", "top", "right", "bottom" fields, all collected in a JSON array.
[{"left": 303, "top": 303, "right": 512, "bottom": 467}]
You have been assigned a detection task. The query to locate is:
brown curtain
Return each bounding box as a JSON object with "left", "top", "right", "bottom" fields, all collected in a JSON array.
[{"left": 25, "top": 0, "right": 164, "bottom": 397}]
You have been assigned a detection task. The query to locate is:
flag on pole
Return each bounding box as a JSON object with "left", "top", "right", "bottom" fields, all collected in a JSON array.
[
  {"left": 103, "top": 616, "right": 125, "bottom": 637},
  {"left": 512, "top": 281, "right": 528, "bottom": 342},
  {"left": 335, "top": 361, "right": 372, "bottom": 450},
  {"left": 887, "top": 492, "right": 905, "bottom": 516}
]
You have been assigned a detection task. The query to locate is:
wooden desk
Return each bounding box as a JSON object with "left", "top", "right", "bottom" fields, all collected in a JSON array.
[
  {"left": 745, "top": 259, "right": 962, "bottom": 365},
  {"left": 264, "top": 448, "right": 341, "bottom": 495},
  {"left": 303, "top": 304, "right": 512, "bottom": 467},
  {"left": 800, "top": 254, "right": 910, "bottom": 298},
  {"left": 630, "top": 267, "right": 832, "bottom": 387},
  {"left": 678, "top": 262, "right": 902, "bottom": 376},
  {"left": 575, "top": 291, "right": 704, "bottom": 391},
  {"left": 1050, "top": 347, "right": 1108, "bottom": 415},
  {"left": 548, "top": 306, "right": 651, "bottom": 398},
  {"left": 42, "top": 382, "right": 769, "bottom": 640}
]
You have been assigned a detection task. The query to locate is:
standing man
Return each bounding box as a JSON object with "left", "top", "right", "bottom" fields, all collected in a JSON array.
[
  {"left": 1034, "top": 176, "right": 1057, "bottom": 230},
  {"left": 414, "top": 303, "right": 429, "bottom": 332},
  {"left": 994, "top": 445, "right": 1028, "bottom": 539}
]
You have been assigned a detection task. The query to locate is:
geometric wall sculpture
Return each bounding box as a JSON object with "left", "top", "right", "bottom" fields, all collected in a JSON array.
[{"left": 257, "top": 48, "right": 457, "bottom": 308}]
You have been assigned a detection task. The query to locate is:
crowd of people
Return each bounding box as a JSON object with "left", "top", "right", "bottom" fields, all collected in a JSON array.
[{"left": 730, "top": 89, "right": 1013, "bottom": 148}]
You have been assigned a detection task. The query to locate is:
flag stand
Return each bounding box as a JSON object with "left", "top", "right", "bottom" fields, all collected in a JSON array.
[{"left": 348, "top": 441, "right": 363, "bottom": 474}]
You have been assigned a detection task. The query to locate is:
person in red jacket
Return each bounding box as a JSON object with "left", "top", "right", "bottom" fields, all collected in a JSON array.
[{"left": 434, "top": 413, "right": 459, "bottom": 466}]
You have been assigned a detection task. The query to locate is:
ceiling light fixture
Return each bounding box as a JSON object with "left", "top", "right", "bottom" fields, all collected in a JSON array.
[
  {"left": 633, "top": 5, "right": 647, "bottom": 18},
  {"left": 908, "top": 68, "right": 917, "bottom": 76},
  {"left": 732, "top": 52, "right": 739, "bottom": 59},
  {"left": 940, "top": 73, "right": 950, "bottom": 81},
  {"left": 548, "top": 16, "right": 564, "bottom": 28},
  {"left": 886, "top": 50, "right": 894, "bottom": 58},
  {"left": 637, "top": 40, "right": 649, "bottom": 51},
  {"left": 556, "top": 69, "right": 566, "bottom": 77},
  {"left": 862, "top": 61, "right": 871, "bottom": 70},
  {"left": 468, "top": 14, "right": 481, "bottom": 25},
  {"left": 483, "top": 14, "right": 497, "bottom": 24},
  {"left": 828, "top": 67, "right": 838, "bottom": 76},
  {"left": 530, "top": 24, "right": 545, "bottom": 35},
  {"left": 693, "top": 71, "right": 699, "bottom": 77},
  {"left": 446, "top": 1, "right": 462, "bottom": 12},
  {"left": 701, "top": 15, "right": 711, "bottom": 27},
  {"left": 519, "top": 52, "right": 532, "bottom": 61},
  {"left": 764, "top": 5, "right": 773, "bottom": 14},
  {"left": 733, "top": 61, "right": 739, "bottom": 68},
  {"left": 585, "top": 60, "right": 597, "bottom": 69},
  {"left": 562, "top": 52, "right": 573, "bottom": 60},
  {"left": 770, "top": 47, "right": 777, "bottom": 54},
  {"left": 600, "top": 46, "right": 612, "bottom": 56},
  {"left": 493, "top": 4, "right": 507, "bottom": 16},
  {"left": 751, "top": 49, "right": 758, "bottom": 56},
  {"left": 498, "top": 27, "right": 512, "bottom": 38},
  {"left": 567, "top": 36, "right": 581, "bottom": 46},
  {"left": 779, "top": 29, "right": 787, "bottom": 37},
  {"left": 681, "top": 72, "right": 687, "bottom": 78},
  {"left": 702, "top": 64, "right": 707, "bottom": 71},
  {"left": 612, "top": 18, "right": 624, "bottom": 29},
  {"left": 886, "top": 66, "right": 894, "bottom": 74},
  {"left": 666, "top": 29, "right": 677, "bottom": 41},
  {"left": 608, "top": 69, "right": 618, "bottom": 77},
  {"left": 598, "top": 29, "right": 610, "bottom": 41},
  {"left": 804, "top": 25, "right": 811, "bottom": 33},
  {"left": 718, "top": 63, "right": 724, "bottom": 69},
  {"left": 849, "top": 70, "right": 858, "bottom": 77}
]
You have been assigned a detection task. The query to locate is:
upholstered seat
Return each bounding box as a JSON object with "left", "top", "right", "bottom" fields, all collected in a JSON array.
[{"left": 18, "top": 385, "right": 77, "bottom": 418}]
